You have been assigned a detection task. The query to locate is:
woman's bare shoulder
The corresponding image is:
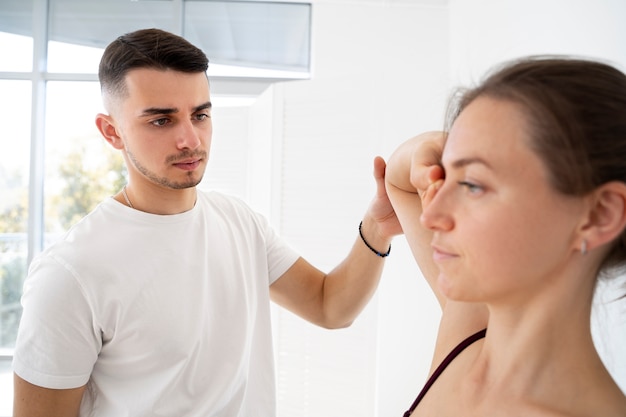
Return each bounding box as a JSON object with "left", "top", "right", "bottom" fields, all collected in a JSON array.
[{"left": 516, "top": 396, "right": 626, "bottom": 417}]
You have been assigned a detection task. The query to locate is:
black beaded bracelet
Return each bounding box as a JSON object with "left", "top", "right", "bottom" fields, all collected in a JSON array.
[{"left": 358, "top": 221, "right": 391, "bottom": 257}]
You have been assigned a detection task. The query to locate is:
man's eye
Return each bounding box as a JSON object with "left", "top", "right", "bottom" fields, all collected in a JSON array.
[
  {"left": 151, "top": 118, "right": 169, "bottom": 126},
  {"left": 195, "top": 113, "right": 210, "bottom": 121}
]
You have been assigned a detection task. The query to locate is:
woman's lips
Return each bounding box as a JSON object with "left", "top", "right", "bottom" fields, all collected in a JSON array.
[{"left": 432, "top": 245, "right": 457, "bottom": 262}]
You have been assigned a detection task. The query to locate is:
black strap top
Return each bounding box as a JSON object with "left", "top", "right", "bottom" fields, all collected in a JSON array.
[{"left": 403, "top": 328, "right": 487, "bottom": 417}]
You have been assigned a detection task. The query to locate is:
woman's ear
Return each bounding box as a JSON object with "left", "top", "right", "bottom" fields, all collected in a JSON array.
[
  {"left": 95, "top": 113, "right": 124, "bottom": 150},
  {"left": 581, "top": 181, "right": 626, "bottom": 252}
]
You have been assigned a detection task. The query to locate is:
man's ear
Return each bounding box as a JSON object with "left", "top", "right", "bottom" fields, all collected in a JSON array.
[
  {"left": 95, "top": 113, "right": 124, "bottom": 150},
  {"left": 580, "top": 181, "right": 626, "bottom": 252}
]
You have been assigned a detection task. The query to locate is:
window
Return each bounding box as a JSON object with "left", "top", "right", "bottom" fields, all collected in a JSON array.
[
  {"left": 0, "top": 79, "right": 31, "bottom": 351},
  {"left": 0, "top": 33, "right": 32, "bottom": 72},
  {"left": 0, "top": 79, "right": 31, "bottom": 417},
  {"left": 43, "top": 81, "right": 118, "bottom": 238}
]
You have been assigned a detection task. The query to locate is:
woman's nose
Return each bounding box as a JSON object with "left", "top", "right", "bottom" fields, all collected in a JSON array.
[{"left": 419, "top": 181, "right": 453, "bottom": 232}]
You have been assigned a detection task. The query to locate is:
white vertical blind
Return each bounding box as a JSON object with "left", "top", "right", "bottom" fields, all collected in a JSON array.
[
  {"left": 200, "top": 87, "right": 382, "bottom": 416},
  {"left": 273, "top": 72, "right": 383, "bottom": 416},
  {"left": 199, "top": 104, "right": 251, "bottom": 200}
]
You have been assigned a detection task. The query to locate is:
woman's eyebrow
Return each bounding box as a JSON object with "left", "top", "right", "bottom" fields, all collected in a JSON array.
[{"left": 448, "top": 156, "right": 493, "bottom": 171}]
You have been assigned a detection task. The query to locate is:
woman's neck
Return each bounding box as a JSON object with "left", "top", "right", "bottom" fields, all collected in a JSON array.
[{"left": 464, "top": 294, "right": 621, "bottom": 415}]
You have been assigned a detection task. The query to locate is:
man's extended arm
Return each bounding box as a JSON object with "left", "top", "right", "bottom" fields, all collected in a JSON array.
[
  {"left": 270, "top": 156, "right": 401, "bottom": 328},
  {"left": 13, "top": 373, "right": 86, "bottom": 417}
]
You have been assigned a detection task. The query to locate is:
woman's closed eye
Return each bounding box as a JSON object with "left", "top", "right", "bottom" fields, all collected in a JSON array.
[{"left": 457, "top": 180, "right": 484, "bottom": 195}]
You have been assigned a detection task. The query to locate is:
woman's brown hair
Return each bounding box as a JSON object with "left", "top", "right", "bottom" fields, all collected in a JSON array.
[{"left": 446, "top": 56, "right": 626, "bottom": 275}]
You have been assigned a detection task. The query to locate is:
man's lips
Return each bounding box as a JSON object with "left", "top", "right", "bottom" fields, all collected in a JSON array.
[{"left": 173, "top": 159, "right": 202, "bottom": 171}]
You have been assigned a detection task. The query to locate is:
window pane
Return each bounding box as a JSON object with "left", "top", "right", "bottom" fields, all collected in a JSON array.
[
  {"left": 47, "top": 0, "right": 178, "bottom": 73},
  {"left": 0, "top": 80, "right": 31, "bottom": 350},
  {"left": 0, "top": 32, "right": 33, "bottom": 72},
  {"left": 185, "top": 1, "right": 311, "bottom": 73},
  {"left": 44, "top": 81, "right": 125, "bottom": 240},
  {"left": 47, "top": 40, "right": 103, "bottom": 74},
  {"left": 0, "top": 1, "right": 33, "bottom": 72}
]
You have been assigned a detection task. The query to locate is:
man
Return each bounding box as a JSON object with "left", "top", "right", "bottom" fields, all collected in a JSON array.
[{"left": 12, "top": 28, "right": 399, "bottom": 416}]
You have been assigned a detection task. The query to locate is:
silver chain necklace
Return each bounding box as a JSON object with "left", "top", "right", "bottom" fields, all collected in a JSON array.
[{"left": 122, "top": 186, "right": 134, "bottom": 209}]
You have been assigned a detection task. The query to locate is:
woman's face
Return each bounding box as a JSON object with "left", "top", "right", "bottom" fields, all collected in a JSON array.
[{"left": 421, "top": 96, "right": 586, "bottom": 306}]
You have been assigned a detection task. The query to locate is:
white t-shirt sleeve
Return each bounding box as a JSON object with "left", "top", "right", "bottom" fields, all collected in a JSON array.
[
  {"left": 251, "top": 210, "right": 300, "bottom": 285},
  {"left": 13, "top": 253, "right": 100, "bottom": 389}
]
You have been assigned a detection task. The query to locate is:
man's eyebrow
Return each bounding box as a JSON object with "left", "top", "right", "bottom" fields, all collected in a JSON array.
[
  {"left": 140, "top": 107, "right": 177, "bottom": 116},
  {"left": 139, "top": 101, "right": 212, "bottom": 116},
  {"left": 194, "top": 101, "right": 212, "bottom": 112}
]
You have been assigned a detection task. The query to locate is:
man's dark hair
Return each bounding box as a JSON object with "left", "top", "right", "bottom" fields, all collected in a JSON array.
[{"left": 99, "top": 28, "right": 209, "bottom": 99}]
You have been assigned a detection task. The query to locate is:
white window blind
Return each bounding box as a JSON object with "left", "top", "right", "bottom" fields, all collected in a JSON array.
[
  {"left": 270, "top": 78, "right": 383, "bottom": 417},
  {"left": 202, "top": 91, "right": 382, "bottom": 417}
]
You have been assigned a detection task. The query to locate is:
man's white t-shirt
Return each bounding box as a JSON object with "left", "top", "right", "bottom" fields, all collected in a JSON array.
[{"left": 13, "top": 191, "right": 299, "bottom": 417}]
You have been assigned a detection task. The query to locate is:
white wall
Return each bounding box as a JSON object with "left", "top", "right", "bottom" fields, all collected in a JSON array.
[
  {"left": 273, "top": 1, "right": 449, "bottom": 416},
  {"left": 449, "top": 0, "right": 626, "bottom": 86},
  {"left": 263, "top": 1, "right": 626, "bottom": 416}
]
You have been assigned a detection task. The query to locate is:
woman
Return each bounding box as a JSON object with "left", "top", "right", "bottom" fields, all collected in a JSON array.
[{"left": 385, "top": 57, "right": 626, "bottom": 416}]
